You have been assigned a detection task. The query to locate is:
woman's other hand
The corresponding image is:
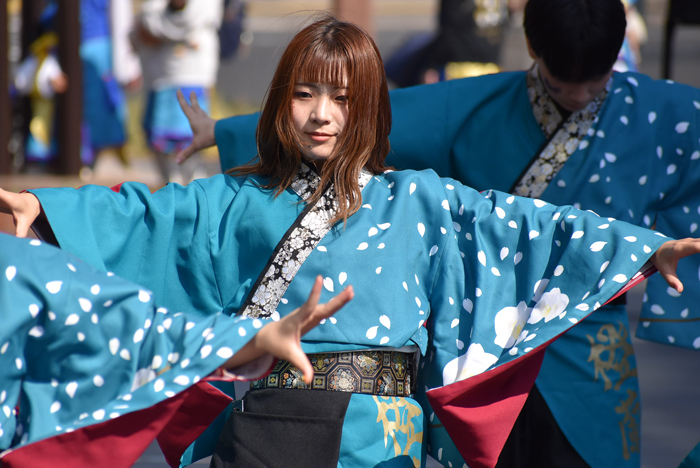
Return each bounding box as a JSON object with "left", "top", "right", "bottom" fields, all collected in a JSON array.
[
  {"left": 651, "top": 238, "right": 700, "bottom": 293},
  {"left": 0, "top": 189, "right": 41, "bottom": 238},
  {"left": 175, "top": 89, "right": 217, "bottom": 164}
]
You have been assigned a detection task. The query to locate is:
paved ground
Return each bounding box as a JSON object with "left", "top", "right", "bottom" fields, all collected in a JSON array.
[{"left": 1, "top": 0, "right": 699, "bottom": 466}]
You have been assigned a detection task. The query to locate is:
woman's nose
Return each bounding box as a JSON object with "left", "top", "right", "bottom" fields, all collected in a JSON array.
[{"left": 311, "top": 97, "right": 332, "bottom": 124}]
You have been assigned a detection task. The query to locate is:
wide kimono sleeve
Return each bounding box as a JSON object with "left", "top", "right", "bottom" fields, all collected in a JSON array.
[
  {"left": 28, "top": 175, "right": 241, "bottom": 317},
  {"left": 0, "top": 233, "right": 268, "bottom": 468},
  {"left": 412, "top": 175, "right": 668, "bottom": 468},
  {"left": 630, "top": 84, "right": 700, "bottom": 350},
  {"left": 215, "top": 113, "right": 259, "bottom": 171}
]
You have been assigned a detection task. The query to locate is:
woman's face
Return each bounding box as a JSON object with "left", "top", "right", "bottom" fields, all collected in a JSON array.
[{"left": 291, "top": 81, "right": 349, "bottom": 166}]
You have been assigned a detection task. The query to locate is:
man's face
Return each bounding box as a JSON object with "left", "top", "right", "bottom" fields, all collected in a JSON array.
[
  {"left": 527, "top": 40, "right": 613, "bottom": 113},
  {"left": 535, "top": 58, "right": 613, "bottom": 112}
]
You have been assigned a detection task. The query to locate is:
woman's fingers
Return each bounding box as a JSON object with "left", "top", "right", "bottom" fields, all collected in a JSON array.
[
  {"left": 176, "top": 89, "right": 192, "bottom": 116},
  {"left": 175, "top": 143, "right": 197, "bottom": 164},
  {"left": 189, "top": 90, "right": 201, "bottom": 112},
  {"left": 653, "top": 238, "right": 700, "bottom": 292}
]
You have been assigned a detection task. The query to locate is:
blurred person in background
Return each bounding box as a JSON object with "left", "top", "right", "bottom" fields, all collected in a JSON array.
[
  {"left": 132, "top": 0, "right": 224, "bottom": 185},
  {"left": 13, "top": 0, "right": 137, "bottom": 175},
  {"left": 614, "top": 0, "right": 648, "bottom": 73},
  {"left": 385, "top": 0, "right": 525, "bottom": 88}
]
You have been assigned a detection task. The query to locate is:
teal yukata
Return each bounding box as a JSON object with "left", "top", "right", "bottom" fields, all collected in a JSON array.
[
  {"left": 213, "top": 67, "right": 700, "bottom": 468},
  {"left": 11, "top": 164, "right": 667, "bottom": 468},
  {"left": 0, "top": 233, "right": 266, "bottom": 467}
]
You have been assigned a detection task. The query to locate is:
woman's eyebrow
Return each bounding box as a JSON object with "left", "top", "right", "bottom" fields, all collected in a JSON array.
[{"left": 296, "top": 82, "right": 348, "bottom": 91}]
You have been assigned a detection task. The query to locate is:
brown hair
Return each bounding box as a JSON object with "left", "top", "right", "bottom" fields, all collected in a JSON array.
[{"left": 227, "top": 15, "right": 392, "bottom": 223}]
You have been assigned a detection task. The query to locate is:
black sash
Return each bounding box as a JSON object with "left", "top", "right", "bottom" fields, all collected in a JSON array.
[{"left": 209, "top": 388, "right": 352, "bottom": 468}]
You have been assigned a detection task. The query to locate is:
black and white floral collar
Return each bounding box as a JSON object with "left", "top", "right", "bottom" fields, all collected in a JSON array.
[
  {"left": 239, "top": 163, "right": 372, "bottom": 319},
  {"left": 511, "top": 65, "right": 611, "bottom": 198}
]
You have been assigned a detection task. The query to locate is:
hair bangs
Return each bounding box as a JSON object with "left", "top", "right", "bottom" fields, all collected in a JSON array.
[{"left": 297, "top": 44, "right": 349, "bottom": 89}]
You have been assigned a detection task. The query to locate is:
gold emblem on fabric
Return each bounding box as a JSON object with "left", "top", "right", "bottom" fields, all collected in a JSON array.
[
  {"left": 588, "top": 321, "right": 640, "bottom": 461},
  {"left": 373, "top": 396, "right": 424, "bottom": 467},
  {"left": 586, "top": 321, "right": 637, "bottom": 391},
  {"left": 512, "top": 65, "right": 610, "bottom": 198},
  {"left": 615, "top": 389, "right": 640, "bottom": 461}
]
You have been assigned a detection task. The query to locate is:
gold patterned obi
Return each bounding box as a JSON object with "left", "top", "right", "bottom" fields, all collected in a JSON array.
[{"left": 251, "top": 350, "right": 415, "bottom": 397}]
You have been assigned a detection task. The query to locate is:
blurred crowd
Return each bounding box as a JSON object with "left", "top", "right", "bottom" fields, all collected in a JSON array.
[
  {"left": 4, "top": 0, "right": 649, "bottom": 183},
  {"left": 7, "top": 0, "right": 246, "bottom": 184}
]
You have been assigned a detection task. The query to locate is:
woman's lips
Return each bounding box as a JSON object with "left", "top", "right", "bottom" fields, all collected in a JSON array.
[{"left": 307, "top": 132, "right": 333, "bottom": 142}]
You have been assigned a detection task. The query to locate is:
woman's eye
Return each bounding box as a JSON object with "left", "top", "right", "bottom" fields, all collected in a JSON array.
[
  {"left": 294, "top": 91, "right": 311, "bottom": 98},
  {"left": 335, "top": 95, "right": 348, "bottom": 103}
]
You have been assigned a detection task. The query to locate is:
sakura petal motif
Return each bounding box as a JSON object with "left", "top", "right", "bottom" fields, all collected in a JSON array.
[
  {"left": 79, "top": 298, "right": 92, "bottom": 312},
  {"left": 500, "top": 247, "right": 509, "bottom": 261},
  {"left": 65, "top": 314, "right": 79, "bottom": 326},
  {"left": 417, "top": 223, "right": 425, "bottom": 237},
  {"left": 5, "top": 266, "right": 16, "bottom": 281},
  {"left": 109, "top": 338, "right": 120, "bottom": 355},
  {"left": 379, "top": 315, "right": 391, "bottom": 329},
  {"left": 366, "top": 326, "right": 378, "bottom": 339},
  {"left": 612, "top": 274, "right": 628, "bottom": 283},
  {"left": 339, "top": 272, "right": 347, "bottom": 285},
  {"left": 590, "top": 241, "right": 607, "bottom": 252},
  {"left": 676, "top": 122, "right": 690, "bottom": 133},
  {"left": 323, "top": 277, "right": 334, "bottom": 292},
  {"left": 66, "top": 381, "right": 78, "bottom": 399},
  {"left": 463, "top": 298, "right": 473, "bottom": 313}
]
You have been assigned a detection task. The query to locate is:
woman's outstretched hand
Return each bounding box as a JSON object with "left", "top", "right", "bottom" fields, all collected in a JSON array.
[
  {"left": 0, "top": 189, "right": 41, "bottom": 238},
  {"left": 175, "top": 89, "right": 217, "bottom": 164},
  {"left": 651, "top": 238, "right": 700, "bottom": 293},
  {"left": 224, "top": 276, "right": 354, "bottom": 384}
]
